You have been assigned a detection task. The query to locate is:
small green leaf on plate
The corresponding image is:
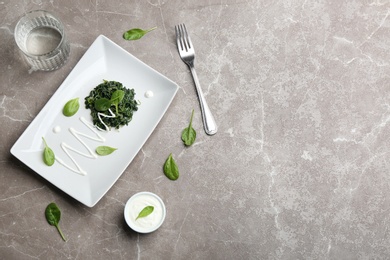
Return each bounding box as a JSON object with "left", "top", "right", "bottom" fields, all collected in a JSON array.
[
  {"left": 96, "top": 146, "right": 117, "bottom": 156},
  {"left": 63, "top": 97, "right": 80, "bottom": 117},
  {"left": 42, "top": 137, "right": 55, "bottom": 166}
]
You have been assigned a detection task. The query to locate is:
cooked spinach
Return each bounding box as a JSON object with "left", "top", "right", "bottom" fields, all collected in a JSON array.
[{"left": 85, "top": 80, "right": 139, "bottom": 130}]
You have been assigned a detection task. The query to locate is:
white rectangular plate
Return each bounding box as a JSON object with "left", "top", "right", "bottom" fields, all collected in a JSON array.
[{"left": 11, "top": 35, "right": 179, "bottom": 207}]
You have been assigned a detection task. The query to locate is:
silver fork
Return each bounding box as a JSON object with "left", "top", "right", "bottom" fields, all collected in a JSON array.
[{"left": 175, "top": 24, "right": 217, "bottom": 136}]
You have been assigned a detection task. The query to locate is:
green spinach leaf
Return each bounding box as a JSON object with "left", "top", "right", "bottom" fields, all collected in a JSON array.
[
  {"left": 42, "top": 137, "right": 55, "bottom": 166},
  {"left": 110, "top": 90, "right": 125, "bottom": 114},
  {"left": 94, "top": 98, "right": 112, "bottom": 112},
  {"left": 181, "top": 109, "right": 196, "bottom": 146},
  {"left": 136, "top": 206, "right": 154, "bottom": 220},
  {"left": 96, "top": 146, "right": 117, "bottom": 156},
  {"left": 45, "top": 202, "right": 66, "bottom": 241},
  {"left": 163, "top": 153, "right": 179, "bottom": 180},
  {"left": 123, "top": 27, "right": 157, "bottom": 41},
  {"left": 63, "top": 98, "right": 80, "bottom": 117}
]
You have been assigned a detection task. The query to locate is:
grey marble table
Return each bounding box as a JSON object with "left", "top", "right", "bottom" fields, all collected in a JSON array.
[{"left": 2, "top": 0, "right": 390, "bottom": 259}]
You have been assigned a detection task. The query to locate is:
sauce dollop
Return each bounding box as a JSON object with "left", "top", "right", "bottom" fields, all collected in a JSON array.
[
  {"left": 144, "top": 90, "right": 154, "bottom": 98},
  {"left": 53, "top": 126, "right": 61, "bottom": 133}
]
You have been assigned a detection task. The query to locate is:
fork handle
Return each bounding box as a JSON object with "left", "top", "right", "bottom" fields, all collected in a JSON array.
[{"left": 188, "top": 64, "right": 217, "bottom": 135}]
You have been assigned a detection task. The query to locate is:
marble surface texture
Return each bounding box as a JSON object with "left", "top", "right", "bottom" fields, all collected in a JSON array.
[{"left": 1, "top": 0, "right": 390, "bottom": 259}]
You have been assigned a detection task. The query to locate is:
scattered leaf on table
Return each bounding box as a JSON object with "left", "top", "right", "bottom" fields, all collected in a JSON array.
[{"left": 123, "top": 27, "right": 157, "bottom": 40}]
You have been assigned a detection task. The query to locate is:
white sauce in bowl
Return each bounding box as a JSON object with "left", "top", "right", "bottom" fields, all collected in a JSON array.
[{"left": 124, "top": 192, "right": 166, "bottom": 233}]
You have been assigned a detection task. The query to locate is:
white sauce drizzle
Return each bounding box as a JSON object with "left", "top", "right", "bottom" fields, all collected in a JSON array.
[
  {"left": 97, "top": 109, "right": 116, "bottom": 131},
  {"left": 55, "top": 117, "right": 106, "bottom": 176}
]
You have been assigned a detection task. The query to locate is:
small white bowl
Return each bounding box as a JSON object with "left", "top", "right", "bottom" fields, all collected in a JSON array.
[{"left": 124, "top": 192, "right": 166, "bottom": 233}]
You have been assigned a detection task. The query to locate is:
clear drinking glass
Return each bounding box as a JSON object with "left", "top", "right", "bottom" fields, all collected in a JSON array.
[{"left": 14, "top": 10, "right": 70, "bottom": 71}]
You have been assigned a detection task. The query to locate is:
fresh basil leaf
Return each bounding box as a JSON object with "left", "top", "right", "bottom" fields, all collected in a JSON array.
[
  {"left": 135, "top": 206, "right": 154, "bottom": 220},
  {"left": 42, "top": 137, "right": 55, "bottom": 166},
  {"left": 123, "top": 27, "right": 156, "bottom": 41},
  {"left": 63, "top": 97, "right": 79, "bottom": 117},
  {"left": 163, "top": 153, "right": 179, "bottom": 180},
  {"left": 94, "top": 98, "right": 112, "bottom": 112},
  {"left": 96, "top": 146, "right": 117, "bottom": 156},
  {"left": 45, "top": 202, "right": 66, "bottom": 241},
  {"left": 181, "top": 109, "right": 196, "bottom": 146}
]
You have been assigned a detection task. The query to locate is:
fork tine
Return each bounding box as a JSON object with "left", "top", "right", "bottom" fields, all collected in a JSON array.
[
  {"left": 181, "top": 24, "right": 192, "bottom": 50},
  {"left": 176, "top": 24, "right": 192, "bottom": 52},
  {"left": 175, "top": 25, "right": 182, "bottom": 51},
  {"left": 177, "top": 24, "right": 185, "bottom": 51}
]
